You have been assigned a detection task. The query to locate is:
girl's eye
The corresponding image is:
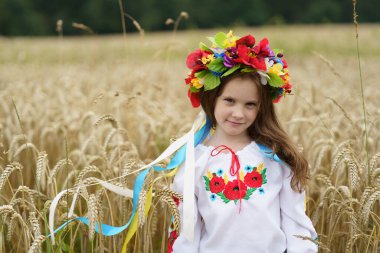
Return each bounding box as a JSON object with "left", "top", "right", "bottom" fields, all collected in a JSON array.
[
  {"left": 246, "top": 103, "right": 258, "bottom": 108},
  {"left": 224, "top": 98, "right": 234, "bottom": 103}
]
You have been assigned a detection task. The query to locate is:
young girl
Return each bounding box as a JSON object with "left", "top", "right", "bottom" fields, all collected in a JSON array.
[{"left": 167, "top": 31, "right": 318, "bottom": 253}]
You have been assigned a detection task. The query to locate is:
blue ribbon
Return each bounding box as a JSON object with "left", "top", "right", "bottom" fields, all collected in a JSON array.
[
  {"left": 48, "top": 117, "right": 212, "bottom": 238},
  {"left": 257, "top": 143, "right": 283, "bottom": 164}
]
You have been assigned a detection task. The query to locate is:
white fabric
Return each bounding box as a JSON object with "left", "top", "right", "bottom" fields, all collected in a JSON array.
[{"left": 171, "top": 141, "right": 318, "bottom": 253}]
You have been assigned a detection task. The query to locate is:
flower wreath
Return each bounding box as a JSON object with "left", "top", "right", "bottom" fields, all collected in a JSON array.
[{"left": 185, "top": 31, "right": 292, "bottom": 107}]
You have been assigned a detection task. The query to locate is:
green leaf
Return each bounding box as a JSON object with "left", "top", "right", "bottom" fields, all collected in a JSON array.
[
  {"left": 267, "top": 73, "right": 285, "bottom": 87},
  {"left": 217, "top": 192, "right": 230, "bottom": 203},
  {"left": 203, "top": 72, "right": 221, "bottom": 91},
  {"left": 195, "top": 70, "right": 208, "bottom": 78},
  {"left": 244, "top": 187, "right": 257, "bottom": 200},
  {"left": 203, "top": 176, "right": 210, "bottom": 191},
  {"left": 199, "top": 42, "right": 212, "bottom": 52},
  {"left": 207, "top": 58, "right": 228, "bottom": 73},
  {"left": 207, "top": 36, "right": 216, "bottom": 45},
  {"left": 241, "top": 67, "right": 255, "bottom": 73},
  {"left": 261, "top": 168, "right": 267, "bottom": 175},
  {"left": 214, "top": 32, "right": 227, "bottom": 48},
  {"left": 190, "top": 86, "right": 200, "bottom": 92},
  {"left": 222, "top": 64, "right": 241, "bottom": 77},
  {"left": 273, "top": 48, "right": 283, "bottom": 56}
]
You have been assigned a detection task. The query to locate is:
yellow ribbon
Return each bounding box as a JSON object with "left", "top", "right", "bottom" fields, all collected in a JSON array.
[{"left": 121, "top": 168, "right": 179, "bottom": 253}]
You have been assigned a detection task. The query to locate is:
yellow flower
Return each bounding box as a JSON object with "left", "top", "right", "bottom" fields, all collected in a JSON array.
[
  {"left": 223, "top": 30, "right": 238, "bottom": 48},
  {"left": 201, "top": 54, "right": 215, "bottom": 64},
  {"left": 257, "top": 163, "right": 263, "bottom": 173},
  {"left": 269, "top": 63, "right": 284, "bottom": 76},
  {"left": 191, "top": 78, "right": 204, "bottom": 89},
  {"left": 239, "top": 170, "right": 245, "bottom": 180},
  {"left": 223, "top": 173, "right": 229, "bottom": 184},
  {"left": 282, "top": 69, "right": 290, "bottom": 82},
  {"left": 283, "top": 74, "right": 290, "bottom": 83},
  {"left": 207, "top": 171, "right": 213, "bottom": 179}
]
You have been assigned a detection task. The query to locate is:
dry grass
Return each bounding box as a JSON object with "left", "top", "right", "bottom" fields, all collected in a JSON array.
[{"left": 0, "top": 25, "right": 379, "bottom": 252}]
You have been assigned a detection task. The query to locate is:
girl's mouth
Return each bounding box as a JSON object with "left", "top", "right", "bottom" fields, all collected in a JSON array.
[{"left": 227, "top": 120, "right": 243, "bottom": 125}]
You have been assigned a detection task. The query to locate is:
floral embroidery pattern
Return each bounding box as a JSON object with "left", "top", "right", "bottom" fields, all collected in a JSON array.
[{"left": 203, "top": 162, "right": 267, "bottom": 204}]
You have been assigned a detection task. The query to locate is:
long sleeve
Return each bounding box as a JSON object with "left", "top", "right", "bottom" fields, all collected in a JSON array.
[
  {"left": 280, "top": 165, "right": 318, "bottom": 253},
  {"left": 168, "top": 147, "right": 209, "bottom": 253}
]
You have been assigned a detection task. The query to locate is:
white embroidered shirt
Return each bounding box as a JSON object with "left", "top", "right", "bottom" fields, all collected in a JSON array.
[{"left": 170, "top": 141, "right": 318, "bottom": 253}]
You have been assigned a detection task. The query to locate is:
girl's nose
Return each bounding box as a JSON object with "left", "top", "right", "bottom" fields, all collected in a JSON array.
[{"left": 231, "top": 106, "right": 244, "bottom": 119}]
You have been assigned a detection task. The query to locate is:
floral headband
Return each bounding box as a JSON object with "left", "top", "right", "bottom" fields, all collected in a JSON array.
[{"left": 185, "top": 31, "right": 292, "bottom": 107}]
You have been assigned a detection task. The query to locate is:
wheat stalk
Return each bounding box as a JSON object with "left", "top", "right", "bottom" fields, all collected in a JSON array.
[
  {"left": 74, "top": 165, "right": 104, "bottom": 186},
  {"left": 95, "top": 114, "right": 118, "bottom": 129},
  {"left": 7, "top": 134, "right": 27, "bottom": 158},
  {"left": 370, "top": 153, "right": 380, "bottom": 171},
  {"left": 49, "top": 158, "right": 74, "bottom": 183},
  {"left": 137, "top": 189, "right": 148, "bottom": 228},
  {"left": 156, "top": 188, "right": 182, "bottom": 233},
  {"left": 6, "top": 212, "right": 17, "bottom": 241},
  {"left": 28, "top": 211, "right": 41, "bottom": 238},
  {"left": 28, "top": 235, "right": 45, "bottom": 253},
  {"left": 0, "top": 162, "right": 22, "bottom": 193},
  {"left": 361, "top": 190, "right": 380, "bottom": 226},
  {"left": 12, "top": 143, "right": 39, "bottom": 159},
  {"left": 344, "top": 154, "right": 360, "bottom": 191},
  {"left": 87, "top": 194, "right": 99, "bottom": 241},
  {"left": 36, "top": 151, "right": 48, "bottom": 189},
  {"left": 315, "top": 174, "right": 333, "bottom": 188}
]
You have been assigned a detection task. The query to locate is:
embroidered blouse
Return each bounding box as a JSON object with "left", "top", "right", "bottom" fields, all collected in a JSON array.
[{"left": 169, "top": 141, "right": 318, "bottom": 253}]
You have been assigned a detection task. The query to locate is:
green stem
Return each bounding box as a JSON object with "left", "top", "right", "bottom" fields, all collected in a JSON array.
[{"left": 353, "top": 0, "right": 370, "bottom": 184}]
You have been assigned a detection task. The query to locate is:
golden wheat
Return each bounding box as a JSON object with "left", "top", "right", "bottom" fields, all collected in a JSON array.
[{"left": 0, "top": 26, "right": 379, "bottom": 252}]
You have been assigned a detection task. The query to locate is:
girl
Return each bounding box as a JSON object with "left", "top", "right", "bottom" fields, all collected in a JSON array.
[{"left": 168, "top": 31, "right": 318, "bottom": 253}]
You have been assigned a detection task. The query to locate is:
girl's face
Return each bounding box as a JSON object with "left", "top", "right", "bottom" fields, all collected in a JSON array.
[{"left": 214, "top": 77, "right": 260, "bottom": 139}]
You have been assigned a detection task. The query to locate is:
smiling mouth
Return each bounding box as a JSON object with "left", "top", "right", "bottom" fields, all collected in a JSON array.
[{"left": 227, "top": 120, "right": 243, "bottom": 125}]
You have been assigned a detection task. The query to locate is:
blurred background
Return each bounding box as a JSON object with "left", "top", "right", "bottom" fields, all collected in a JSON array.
[{"left": 0, "top": 0, "right": 379, "bottom": 36}]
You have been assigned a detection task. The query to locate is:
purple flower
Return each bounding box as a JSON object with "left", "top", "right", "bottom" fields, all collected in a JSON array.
[{"left": 223, "top": 54, "right": 236, "bottom": 67}]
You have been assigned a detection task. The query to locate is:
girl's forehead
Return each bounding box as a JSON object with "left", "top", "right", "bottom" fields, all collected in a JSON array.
[{"left": 221, "top": 78, "right": 260, "bottom": 100}]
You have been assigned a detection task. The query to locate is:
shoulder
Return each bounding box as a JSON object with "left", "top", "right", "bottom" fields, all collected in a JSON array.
[{"left": 246, "top": 142, "right": 292, "bottom": 176}]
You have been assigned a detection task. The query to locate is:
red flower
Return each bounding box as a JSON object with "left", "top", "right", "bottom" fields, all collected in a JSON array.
[
  {"left": 167, "top": 230, "right": 178, "bottom": 253},
  {"left": 188, "top": 89, "right": 201, "bottom": 108},
  {"left": 185, "top": 71, "right": 194, "bottom": 85},
  {"left": 252, "top": 38, "right": 271, "bottom": 58},
  {"left": 223, "top": 179, "right": 247, "bottom": 200},
  {"left": 244, "top": 171, "right": 263, "bottom": 188},
  {"left": 186, "top": 49, "right": 208, "bottom": 72},
  {"left": 236, "top": 35, "right": 256, "bottom": 47},
  {"left": 209, "top": 176, "right": 225, "bottom": 193},
  {"left": 281, "top": 58, "right": 288, "bottom": 68},
  {"left": 235, "top": 45, "right": 267, "bottom": 71}
]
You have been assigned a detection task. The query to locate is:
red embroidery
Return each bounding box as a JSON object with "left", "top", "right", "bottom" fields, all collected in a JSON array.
[
  {"left": 224, "top": 179, "right": 247, "bottom": 200},
  {"left": 209, "top": 176, "right": 225, "bottom": 193},
  {"left": 244, "top": 171, "right": 263, "bottom": 188},
  {"left": 203, "top": 163, "right": 267, "bottom": 204}
]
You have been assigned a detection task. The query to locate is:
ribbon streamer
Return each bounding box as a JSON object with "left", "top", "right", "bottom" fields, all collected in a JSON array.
[
  {"left": 47, "top": 110, "right": 283, "bottom": 251},
  {"left": 48, "top": 111, "right": 212, "bottom": 246}
]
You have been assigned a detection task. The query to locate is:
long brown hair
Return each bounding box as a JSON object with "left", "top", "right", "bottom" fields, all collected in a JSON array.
[{"left": 199, "top": 72, "right": 308, "bottom": 192}]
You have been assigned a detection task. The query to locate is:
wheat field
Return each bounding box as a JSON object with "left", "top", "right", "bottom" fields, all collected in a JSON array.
[{"left": 0, "top": 24, "right": 380, "bottom": 252}]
